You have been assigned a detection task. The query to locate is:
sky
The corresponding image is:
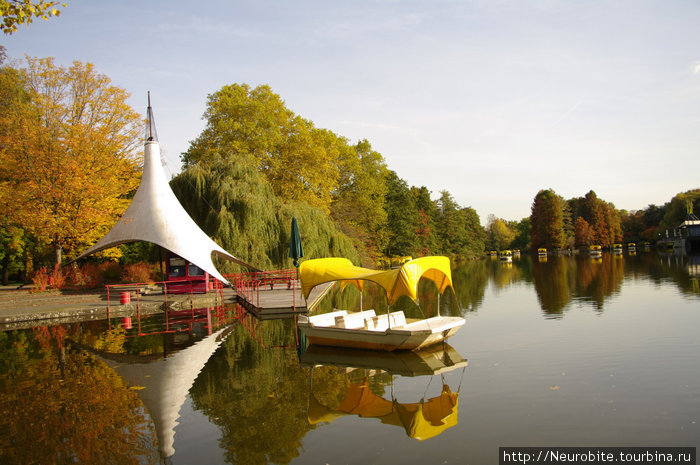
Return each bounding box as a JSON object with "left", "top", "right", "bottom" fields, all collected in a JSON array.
[{"left": 4, "top": 0, "right": 700, "bottom": 223}]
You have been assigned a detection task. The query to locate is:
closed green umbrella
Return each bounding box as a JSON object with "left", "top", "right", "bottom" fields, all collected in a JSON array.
[{"left": 289, "top": 217, "right": 304, "bottom": 270}]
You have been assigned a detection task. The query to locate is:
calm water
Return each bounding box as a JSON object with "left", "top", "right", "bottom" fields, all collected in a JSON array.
[{"left": 1, "top": 252, "right": 698, "bottom": 465}]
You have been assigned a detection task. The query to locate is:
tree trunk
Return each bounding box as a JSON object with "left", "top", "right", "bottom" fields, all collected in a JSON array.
[
  {"left": 54, "top": 239, "right": 62, "bottom": 266},
  {"left": 1, "top": 254, "right": 9, "bottom": 286}
]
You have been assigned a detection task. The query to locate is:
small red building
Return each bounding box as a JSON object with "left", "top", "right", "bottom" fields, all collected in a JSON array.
[{"left": 166, "top": 253, "right": 211, "bottom": 293}]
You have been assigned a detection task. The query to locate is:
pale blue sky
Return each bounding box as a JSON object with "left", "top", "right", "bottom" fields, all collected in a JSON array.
[{"left": 4, "top": 0, "right": 700, "bottom": 222}]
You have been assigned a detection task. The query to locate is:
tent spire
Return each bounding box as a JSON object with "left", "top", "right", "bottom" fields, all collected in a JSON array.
[{"left": 146, "top": 91, "right": 158, "bottom": 142}]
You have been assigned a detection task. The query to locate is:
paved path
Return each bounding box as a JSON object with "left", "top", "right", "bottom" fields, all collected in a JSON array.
[
  {"left": 0, "top": 285, "right": 232, "bottom": 330},
  {"left": 0, "top": 281, "right": 335, "bottom": 329}
]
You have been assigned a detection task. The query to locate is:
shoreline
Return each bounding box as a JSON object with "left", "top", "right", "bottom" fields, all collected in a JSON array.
[{"left": 0, "top": 285, "right": 235, "bottom": 330}]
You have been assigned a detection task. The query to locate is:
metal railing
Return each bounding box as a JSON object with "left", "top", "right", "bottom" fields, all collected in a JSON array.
[
  {"left": 105, "top": 278, "right": 226, "bottom": 314},
  {"left": 225, "top": 269, "right": 299, "bottom": 309}
]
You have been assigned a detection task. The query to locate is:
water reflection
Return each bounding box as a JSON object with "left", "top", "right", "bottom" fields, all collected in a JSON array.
[
  {"left": 301, "top": 344, "right": 466, "bottom": 441},
  {"left": 0, "top": 324, "right": 160, "bottom": 464},
  {"left": 1, "top": 251, "right": 699, "bottom": 464}
]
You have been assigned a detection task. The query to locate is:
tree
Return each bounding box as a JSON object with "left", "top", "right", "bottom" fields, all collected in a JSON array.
[
  {"left": 331, "top": 139, "right": 389, "bottom": 261},
  {"left": 169, "top": 156, "right": 359, "bottom": 271},
  {"left": 412, "top": 186, "right": 439, "bottom": 255},
  {"left": 509, "top": 217, "right": 531, "bottom": 251},
  {"left": 383, "top": 171, "right": 418, "bottom": 257},
  {"left": 435, "top": 191, "right": 485, "bottom": 258},
  {"left": 487, "top": 214, "right": 515, "bottom": 251},
  {"left": 1, "top": 0, "right": 65, "bottom": 34},
  {"left": 530, "top": 189, "right": 566, "bottom": 250},
  {"left": 183, "top": 83, "right": 340, "bottom": 212},
  {"left": 574, "top": 217, "right": 593, "bottom": 247},
  {"left": 0, "top": 56, "right": 143, "bottom": 265},
  {"left": 657, "top": 189, "right": 700, "bottom": 232}
]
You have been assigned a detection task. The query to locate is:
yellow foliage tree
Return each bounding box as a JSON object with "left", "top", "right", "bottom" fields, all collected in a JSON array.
[{"left": 0, "top": 56, "right": 143, "bottom": 264}]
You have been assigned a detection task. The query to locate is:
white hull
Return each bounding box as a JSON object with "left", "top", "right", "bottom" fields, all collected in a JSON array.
[{"left": 298, "top": 310, "right": 465, "bottom": 352}]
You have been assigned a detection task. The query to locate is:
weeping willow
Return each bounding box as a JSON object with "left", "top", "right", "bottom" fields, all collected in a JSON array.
[{"left": 170, "top": 155, "right": 359, "bottom": 272}]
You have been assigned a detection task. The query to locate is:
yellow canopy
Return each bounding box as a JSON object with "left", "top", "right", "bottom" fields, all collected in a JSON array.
[{"left": 299, "top": 256, "right": 454, "bottom": 305}]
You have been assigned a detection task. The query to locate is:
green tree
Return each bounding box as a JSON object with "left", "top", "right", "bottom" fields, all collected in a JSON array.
[
  {"left": 461, "top": 206, "right": 487, "bottom": 258},
  {"left": 509, "top": 217, "right": 531, "bottom": 251},
  {"left": 183, "top": 83, "right": 339, "bottom": 212},
  {"left": 1, "top": 0, "right": 64, "bottom": 34},
  {"left": 170, "top": 156, "right": 359, "bottom": 271},
  {"left": 530, "top": 189, "right": 566, "bottom": 250},
  {"left": 657, "top": 189, "right": 700, "bottom": 236},
  {"left": 330, "top": 139, "right": 389, "bottom": 262},
  {"left": 383, "top": 171, "right": 418, "bottom": 257},
  {"left": 435, "top": 191, "right": 485, "bottom": 258}
]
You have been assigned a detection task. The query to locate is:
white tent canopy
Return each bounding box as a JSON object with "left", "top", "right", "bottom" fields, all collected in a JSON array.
[{"left": 76, "top": 99, "right": 257, "bottom": 283}]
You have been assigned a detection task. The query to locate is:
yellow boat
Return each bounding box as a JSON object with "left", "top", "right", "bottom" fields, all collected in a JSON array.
[{"left": 297, "top": 256, "right": 465, "bottom": 352}]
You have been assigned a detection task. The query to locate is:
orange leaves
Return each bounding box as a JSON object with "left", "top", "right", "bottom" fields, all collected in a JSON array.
[{"left": 0, "top": 57, "right": 143, "bottom": 262}]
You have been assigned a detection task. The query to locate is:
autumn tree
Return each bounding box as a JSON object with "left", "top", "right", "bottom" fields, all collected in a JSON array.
[
  {"left": 1, "top": 0, "right": 64, "bottom": 34},
  {"left": 412, "top": 186, "right": 439, "bottom": 256},
  {"left": 486, "top": 214, "right": 515, "bottom": 251},
  {"left": 574, "top": 216, "right": 593, "bottom": 247},
  {"left": 530, "top": 189, "right": 566, "bottom": 250},
  {"left": 569, "top": 190, "right": 622, "bottom": 247},
  {"left": 0, "top": 56, "right": 143, "bottom": 265}
]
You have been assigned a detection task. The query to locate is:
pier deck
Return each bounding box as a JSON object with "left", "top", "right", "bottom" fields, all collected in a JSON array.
[{"left": 235, "top": 281, "right": 334, "bottom": 319}]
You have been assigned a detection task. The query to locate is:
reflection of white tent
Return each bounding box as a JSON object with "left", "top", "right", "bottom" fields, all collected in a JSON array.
[
  {"left": 99, "top": 327, "right": 231, "bottom": 458},
  {"left": 75, "top": 97, "right": 257, "bottom": 283}
]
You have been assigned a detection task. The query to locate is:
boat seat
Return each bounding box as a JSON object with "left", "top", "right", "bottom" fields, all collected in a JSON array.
[
  {"left": 367, "top": 311, "right": 406, "bottom": 331},
  {"left": 334, "top": 310, "right": 376, "bottom": 329},
  {"left": 309, "top": 310, "right": 347, "bottom": 327}
]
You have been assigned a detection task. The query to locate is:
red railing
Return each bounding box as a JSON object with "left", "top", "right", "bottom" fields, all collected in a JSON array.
[
  {"left": 224, "top": 268, "right": 299, "bottom": 309},
  {"left": 105, "top": 278, "right": 226, "bottom": 314}
]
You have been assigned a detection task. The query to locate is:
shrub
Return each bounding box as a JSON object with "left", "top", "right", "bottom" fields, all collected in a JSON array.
[
  {"left": 65, "top": 263, "right": 104, "bottom": 289},
  {"left": 31, "top": 267, "right": 51, "bottom": 292},
  {"left": 48, "top": 265, "right": 67, "bottom": 289},
  {"left": 120, "top": 262, "right": 155, "bottom": 283},
  {"left": 99, "top": 262, "right": 122, "bottom": 282}
]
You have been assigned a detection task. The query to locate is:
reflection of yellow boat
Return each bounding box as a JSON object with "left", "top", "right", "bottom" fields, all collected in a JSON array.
[
  {"left": 308, "top": 379, "right": 459, "bottom": 441},
  {"left": 300, "top": 343, "right": 467, "bottom": 377},
  {"left": 298, "top": 257, "right": 465, "bottom": 351},
  {"left": 305, "top": 344, "right": 466, "bottom": 441}
]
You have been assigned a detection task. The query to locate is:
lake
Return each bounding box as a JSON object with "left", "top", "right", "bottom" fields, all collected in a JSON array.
[{"left": 1, "top": 252, "right": 698, "bottom": 465}]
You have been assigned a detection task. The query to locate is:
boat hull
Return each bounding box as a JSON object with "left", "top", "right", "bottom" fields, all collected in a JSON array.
[{"left": 299, "top": 316, "right": 465, "bottom": 352}]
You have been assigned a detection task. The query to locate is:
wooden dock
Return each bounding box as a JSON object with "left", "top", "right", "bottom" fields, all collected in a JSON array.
[{"left": 235, "top": 281, "right": 334, "bottom": 319}]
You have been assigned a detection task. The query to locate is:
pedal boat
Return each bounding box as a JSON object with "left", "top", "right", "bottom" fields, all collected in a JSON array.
[{"left": 297, "top": 256, "right": 465, "bottom": 352}]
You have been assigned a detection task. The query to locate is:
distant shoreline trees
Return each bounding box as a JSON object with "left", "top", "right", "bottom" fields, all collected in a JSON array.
[{"left": 2, "top": 50, "right": 698, "bottom": 283}]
